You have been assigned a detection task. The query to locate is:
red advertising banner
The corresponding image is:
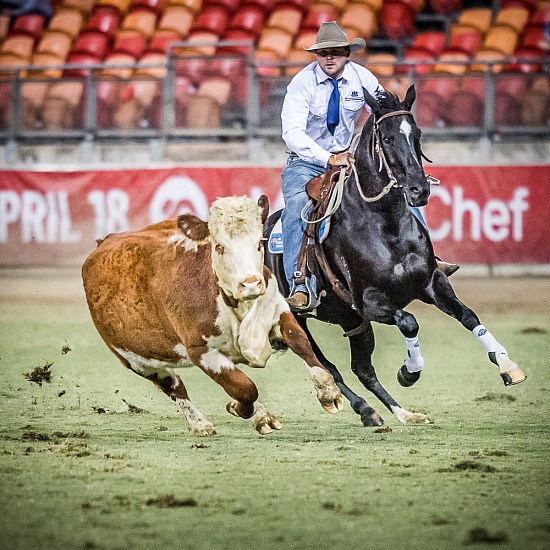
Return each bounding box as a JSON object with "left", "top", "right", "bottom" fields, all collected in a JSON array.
[{"left": 0, "top": 165, "right": 548, "bottom": 266}]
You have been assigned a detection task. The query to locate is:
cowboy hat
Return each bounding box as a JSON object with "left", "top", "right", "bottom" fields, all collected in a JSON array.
[{"left": 305, "top": 21, "right": 366, "bottom": 53}]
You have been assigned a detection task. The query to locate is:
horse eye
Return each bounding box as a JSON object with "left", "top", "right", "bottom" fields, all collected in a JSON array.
[
  {"left": 383, "top": 136, "right": 392, "bottom": 144},
  {"left": 215, "top": 244, "right": 224, "bottom": 255}
]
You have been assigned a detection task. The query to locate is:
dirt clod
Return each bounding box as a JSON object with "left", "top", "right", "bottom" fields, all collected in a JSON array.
[
  {"left": 464, "top": 527, "right": 508, "bottom": 544},
  {"left": 475, "top": 393, "right": 517, "bottom": 402},
  {"left": 24, "top": 362, "right": 53, "bottom": 385},
  {"left": 453, "top": 461, "right": 497, "bottom": 473},
  {"left": 374, "top": 426, "right": 393, "bottom": 433},
  {"left": 145, "top": 495, "right": 198, "bottom": 508},
  {"left": 122, "top": 399, "right": 145, "bottom": 413}
]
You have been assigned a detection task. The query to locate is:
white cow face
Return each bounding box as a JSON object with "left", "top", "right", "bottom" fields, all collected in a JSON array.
[
  {"left": 209, "top": 197, "right": 266, "bottom": 300},
  {"left": 176, "top": 196, "right": 266, "bottom": 301}
]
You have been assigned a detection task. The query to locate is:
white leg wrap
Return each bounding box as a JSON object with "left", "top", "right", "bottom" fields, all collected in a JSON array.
[
  {"left": 405, "top": 336, "right": 425, "bottom": 373},
  {"left": 472, "top": 325, "right": 507, "bottom": 356}
]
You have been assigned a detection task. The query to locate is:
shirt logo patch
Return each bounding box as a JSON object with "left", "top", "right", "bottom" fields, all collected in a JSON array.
[{"left": 345, "top": 90, "right": 363, "bottom": 101}]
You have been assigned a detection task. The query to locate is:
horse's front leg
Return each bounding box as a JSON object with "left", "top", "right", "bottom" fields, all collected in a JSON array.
[
  {"left": 426, "top": 270, "right": 527, "bottom": 386},
  {"left": 297, "top": 315, "right": 385, "bottom": 427},
  {"left": 343, "top": 314, "right": 431, "bottom": 425}
]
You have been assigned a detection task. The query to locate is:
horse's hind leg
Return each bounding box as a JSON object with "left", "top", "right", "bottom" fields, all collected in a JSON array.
[
  {"left": 346, "top": 321, "right": 431, "bottom": 425},
  {"left": 296, "top": 316, "right": 384, "bottom": 427},
  {"left": 427, "top": 270, "right": 527, "bottom": 386}
]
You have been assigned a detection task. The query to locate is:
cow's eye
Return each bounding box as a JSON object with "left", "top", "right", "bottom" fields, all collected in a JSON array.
[{"left": 215, "top": 244, "right": 224, "bottom": 255}]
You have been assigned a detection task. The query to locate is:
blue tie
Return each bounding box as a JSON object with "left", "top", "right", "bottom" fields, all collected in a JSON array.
[{"left": 327, "top": 79, "right": 340, "bottom": 135}]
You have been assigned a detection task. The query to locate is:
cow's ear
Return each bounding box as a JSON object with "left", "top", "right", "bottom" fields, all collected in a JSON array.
[
  {"left": 258, "top": 195, "right": 269, "bottom": 224},
  {"left": 177, "top": 214, "right": 210, "bottom": 242}
]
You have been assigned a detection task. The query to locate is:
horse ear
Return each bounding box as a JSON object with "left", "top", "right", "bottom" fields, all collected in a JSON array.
[
  {"left": 363, "top": 87, "right": 380, "bottom": 115},
  {"left": 403, "top": 85, "right": 416, "bottom": 111},
  {"left": 257, "top": 195, "right": 269, "bottom": 224}
]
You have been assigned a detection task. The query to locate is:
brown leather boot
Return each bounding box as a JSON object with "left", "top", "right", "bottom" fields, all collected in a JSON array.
[
  {"left": 436, "top": 258, "right": 460, "bottom": 277},
  {"left": 285, "top": 291, "right": 309, "bottom": 311}
]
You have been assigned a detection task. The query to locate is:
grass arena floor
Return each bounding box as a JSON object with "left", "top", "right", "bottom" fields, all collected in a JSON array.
[{"left": 0, "top": 269, "right": 549, "bottom": 550}]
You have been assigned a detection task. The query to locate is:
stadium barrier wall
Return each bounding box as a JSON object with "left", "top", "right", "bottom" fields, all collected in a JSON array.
[{"left": 0, "top": 165, "right": 548, "bottom": 267}]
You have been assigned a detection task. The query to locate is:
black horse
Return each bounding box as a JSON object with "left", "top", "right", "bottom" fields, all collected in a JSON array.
[{"left": 264, "top": 85, "right": 526, "bottom": 427}]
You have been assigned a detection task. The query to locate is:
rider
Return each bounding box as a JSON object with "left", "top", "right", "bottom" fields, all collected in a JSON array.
[{"left": 281, "top": 21, "right": 458, "bottom": 311}]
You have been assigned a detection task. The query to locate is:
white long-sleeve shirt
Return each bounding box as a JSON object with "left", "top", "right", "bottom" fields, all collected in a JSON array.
[{"left": 281, "top": 61, "right": 384, "bottom": 167}]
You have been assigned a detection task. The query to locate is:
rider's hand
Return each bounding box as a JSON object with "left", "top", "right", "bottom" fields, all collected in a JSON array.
[{"left": 331, "top": 152, "right": 354, "bottom": 168}]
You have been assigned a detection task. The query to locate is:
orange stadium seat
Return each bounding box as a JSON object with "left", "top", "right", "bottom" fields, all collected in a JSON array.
[
  {"left": 122, "top": 9, "right": 158, "bottom": 37},
  {"left": 285, "top": 47, "right": 312, "bottom": 76},
  {"left": 113, "top": 30, "right": 148, "bottom": 56},
  {"left": 21, "top": 81, "right": 49, "bottom": 129},
  {"left": 157, "top": 6, "right": 195, "bottom": 35},
  {"left": 495, "top": 6, "right": 530, "bottom": 33},
  {"left": 87, "top": 6, "right": 121, "bottom": 38},
  {"left": 10, "top": 14, "right": 45, "bottom": 40},
  {"left": 0, "top": 54, "right": 27, "bottom": 77},
  {"left": 72, "top": 31, "right": 111, "bottom": 59},
  {"left": 379, "top": 2, "right": 415, "bottom": 40},
  {"left": 311, "top": 0, "right": 348, "bottom": 15},
  {"left": 99, "top": 52, "right": 137, "bottom": 78},
  {"left": 448, "top": 25, "right": 483, "bottom": 55},
  {"left": 433, "top": 51, "right": 469, "bottom": 74},
  {"left": 27, "top": 52, "right": 65, "bottom": 78},
  {"left": 228, "top": 6, "right": 265, "bottom": 35},
  {"left": 341, "top": 4, "right": 378, "bottom": 38},
  {"left": 521, "top": 76, "right": 549, "bottom": 126},
  {"left": 192, "top": 6, "right": 231, "bottom": 34},
  {"left": 294, "top": 29, "right": 317, "bottom": 50},
  {"left": 97, "top": 0, "right": 133, "bottom": 13},
  {"left": 254, "top": 48, "right": 282, "bottom": 76},
  {"left": 411, "top": 31, "right": 446, "bottom": 56},
  {"left": 471, "top": 49, "right": 507, "bottom": 72},
  {"left": 273, "top": 0, "right": 310, "bottom": 15},
  {"left": 366, "top": 53, "right": 397, "bottom": 76},
  {"left": 134, "top": 51, "right": 167, "bottom": 77},
  {"left": 0, "top": 14, "right": 10, "bottom": 43},
  {"left": 483, "top": 25, "right": 519, "bottom": 55},
  {"left": 167, "top": 0, "right": 204, "bottom": 15},
  {"left": 48, "top": 8, "right": 84, "bottom": 39},
  {"left": 1, "top": 36, "right": 35, "bottom": 61},
  {"left": 173, "top": 30, "right": 219, "bottom": 55},
  {"left": 63, "top": 0, "right": 96, "bottom": 15},
  {"left": 266, "top": 7, "right": 303, "bottom": 35},
  {"left": 351, "top": 0, "right": 383, "bottom": 12},
  {"left": 35, "top": 31, "right": 72, "bottom": 60},
  {"left": 258, "top": 27, "right": 293, "bottom": 58},
  {"left": 456, "top": 8, "right": 492, "bottom": 34}
]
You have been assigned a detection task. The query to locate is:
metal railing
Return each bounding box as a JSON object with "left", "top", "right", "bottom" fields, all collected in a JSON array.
[{"left": 0, "top": 41, "right": 548, "bottom": 148}]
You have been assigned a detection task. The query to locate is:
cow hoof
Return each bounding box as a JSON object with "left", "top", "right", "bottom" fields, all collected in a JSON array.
[
  {"left": 250, "top": 403, "right": 282, "bottom": 435},
  {"left": 360, "top": 408, "right": 385, "bottom": 427},
  {"left": 397, "top": 365, "right": 421, "bottom": 387},
  {"left": 191, "top": 420, "right": 217, "bottom": 436},
  {"left": 310, "top": 367, "right": 344, "bottom": 413}
]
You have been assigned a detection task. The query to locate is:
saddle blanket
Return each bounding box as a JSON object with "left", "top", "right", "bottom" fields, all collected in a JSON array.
[{"left": 268, "top": 215, "right": 329, "bottom": 255}]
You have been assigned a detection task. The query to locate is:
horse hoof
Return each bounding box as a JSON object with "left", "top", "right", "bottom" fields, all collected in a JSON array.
[
  {"left": 360, "top": 409, "right": 384, "bottom": 427},
  {"left": 397, "top": 365, "right": 421, "bottom": 387}
]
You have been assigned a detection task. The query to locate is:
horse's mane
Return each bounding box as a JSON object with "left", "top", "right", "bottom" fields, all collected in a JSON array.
[{"left": 372, "top": 90, "right": 402, "bottom": 112}]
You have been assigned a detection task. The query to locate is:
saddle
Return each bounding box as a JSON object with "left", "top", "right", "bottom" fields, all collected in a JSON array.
[{"left": 293, "top": 167, "right": 355, "bottom": 312}]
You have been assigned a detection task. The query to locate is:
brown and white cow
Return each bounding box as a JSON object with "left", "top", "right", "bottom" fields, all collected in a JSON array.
[{"left": 82, "top": 196, "right": 343, "bottom": 435}]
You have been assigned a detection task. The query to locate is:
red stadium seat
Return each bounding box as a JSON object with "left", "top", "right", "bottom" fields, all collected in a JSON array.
[
  {"left": 10, "top": 14, "right": 45, "bottom": 40},
  {"left": 379, "top": 2, "right": 415, "bottom": 40},
  {"left": 228, "top": 6, "right": 265, "bottom": 35},
  {"left": 505, "top": 47, "right": 544, "bottom": 73},
  {"left": 447, "top": 90, "right": 483, "bottom": 126},
  {"left": 241, "top": 0, "right": 275, "bottom": 15},
  {"left": 204, "top": 0, "right": 241, "bottom": 11},
  {"left": 192, "top": 6, "right": 231, "bottom": 35},
  {"left": 63, "top": 52, "right": 102, "bottom": 77},
  {"left": 87, "top": 6, "right": 121, "bottom": 39},
  {"left": 401, "top": 47, "right": 436, "bottom": 74},
  {"left": 72, "top": 31, "right": 110, "bottom": 59},
  {"left": 427, "top": 0, "right": 461, "bottom": 15},
  {"left": 494, "top": 91, "right": 521, "bottom": 125},
  {"left": 411, "top": 31, "right": 446, "bottom": 57},
  {"left": 301, "top": 4, "right": 337, "bottom": 32},
  {"left": 149, "top": 30, "right": 181, "bottom": 53},
  {"left": 530, "top": 5, "right": 550, "bottom": 25},
  {"left": 397, "top": 0, "right": 425, "bottom": 12},
  {"left": 113, "top": 31, "right": 148, "bottom": 57},
  {"left": 501, "top": 0, "right": 538, "bottom": 13},
  {"left": 460, "top": 76, "right": 485, "bottom": 99},
  {"left": 448, "top": 26, "right": 482, "bottom": 55},
  {"left": 219, "top": 29, "right": 256, "bottom": 54},
  {"left": 175, "top": 56, "right": 208, "bottom": 81},
  {"left": 131, "top": 0, "right": 167, "bottom": 14},
  {"left": 495, "top": 74, "right": 530, "bottom": 101},
  {"left": 521, "top": 25, "right": 550, "bottom": 52}
]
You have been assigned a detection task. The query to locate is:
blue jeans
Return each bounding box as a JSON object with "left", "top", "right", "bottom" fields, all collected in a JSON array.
[
  {"left": 281, "top": 157, "right": 429, "bottom": 293},
  {"left": 281, "top": 157, "right": 326, "bottom": 294}
]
